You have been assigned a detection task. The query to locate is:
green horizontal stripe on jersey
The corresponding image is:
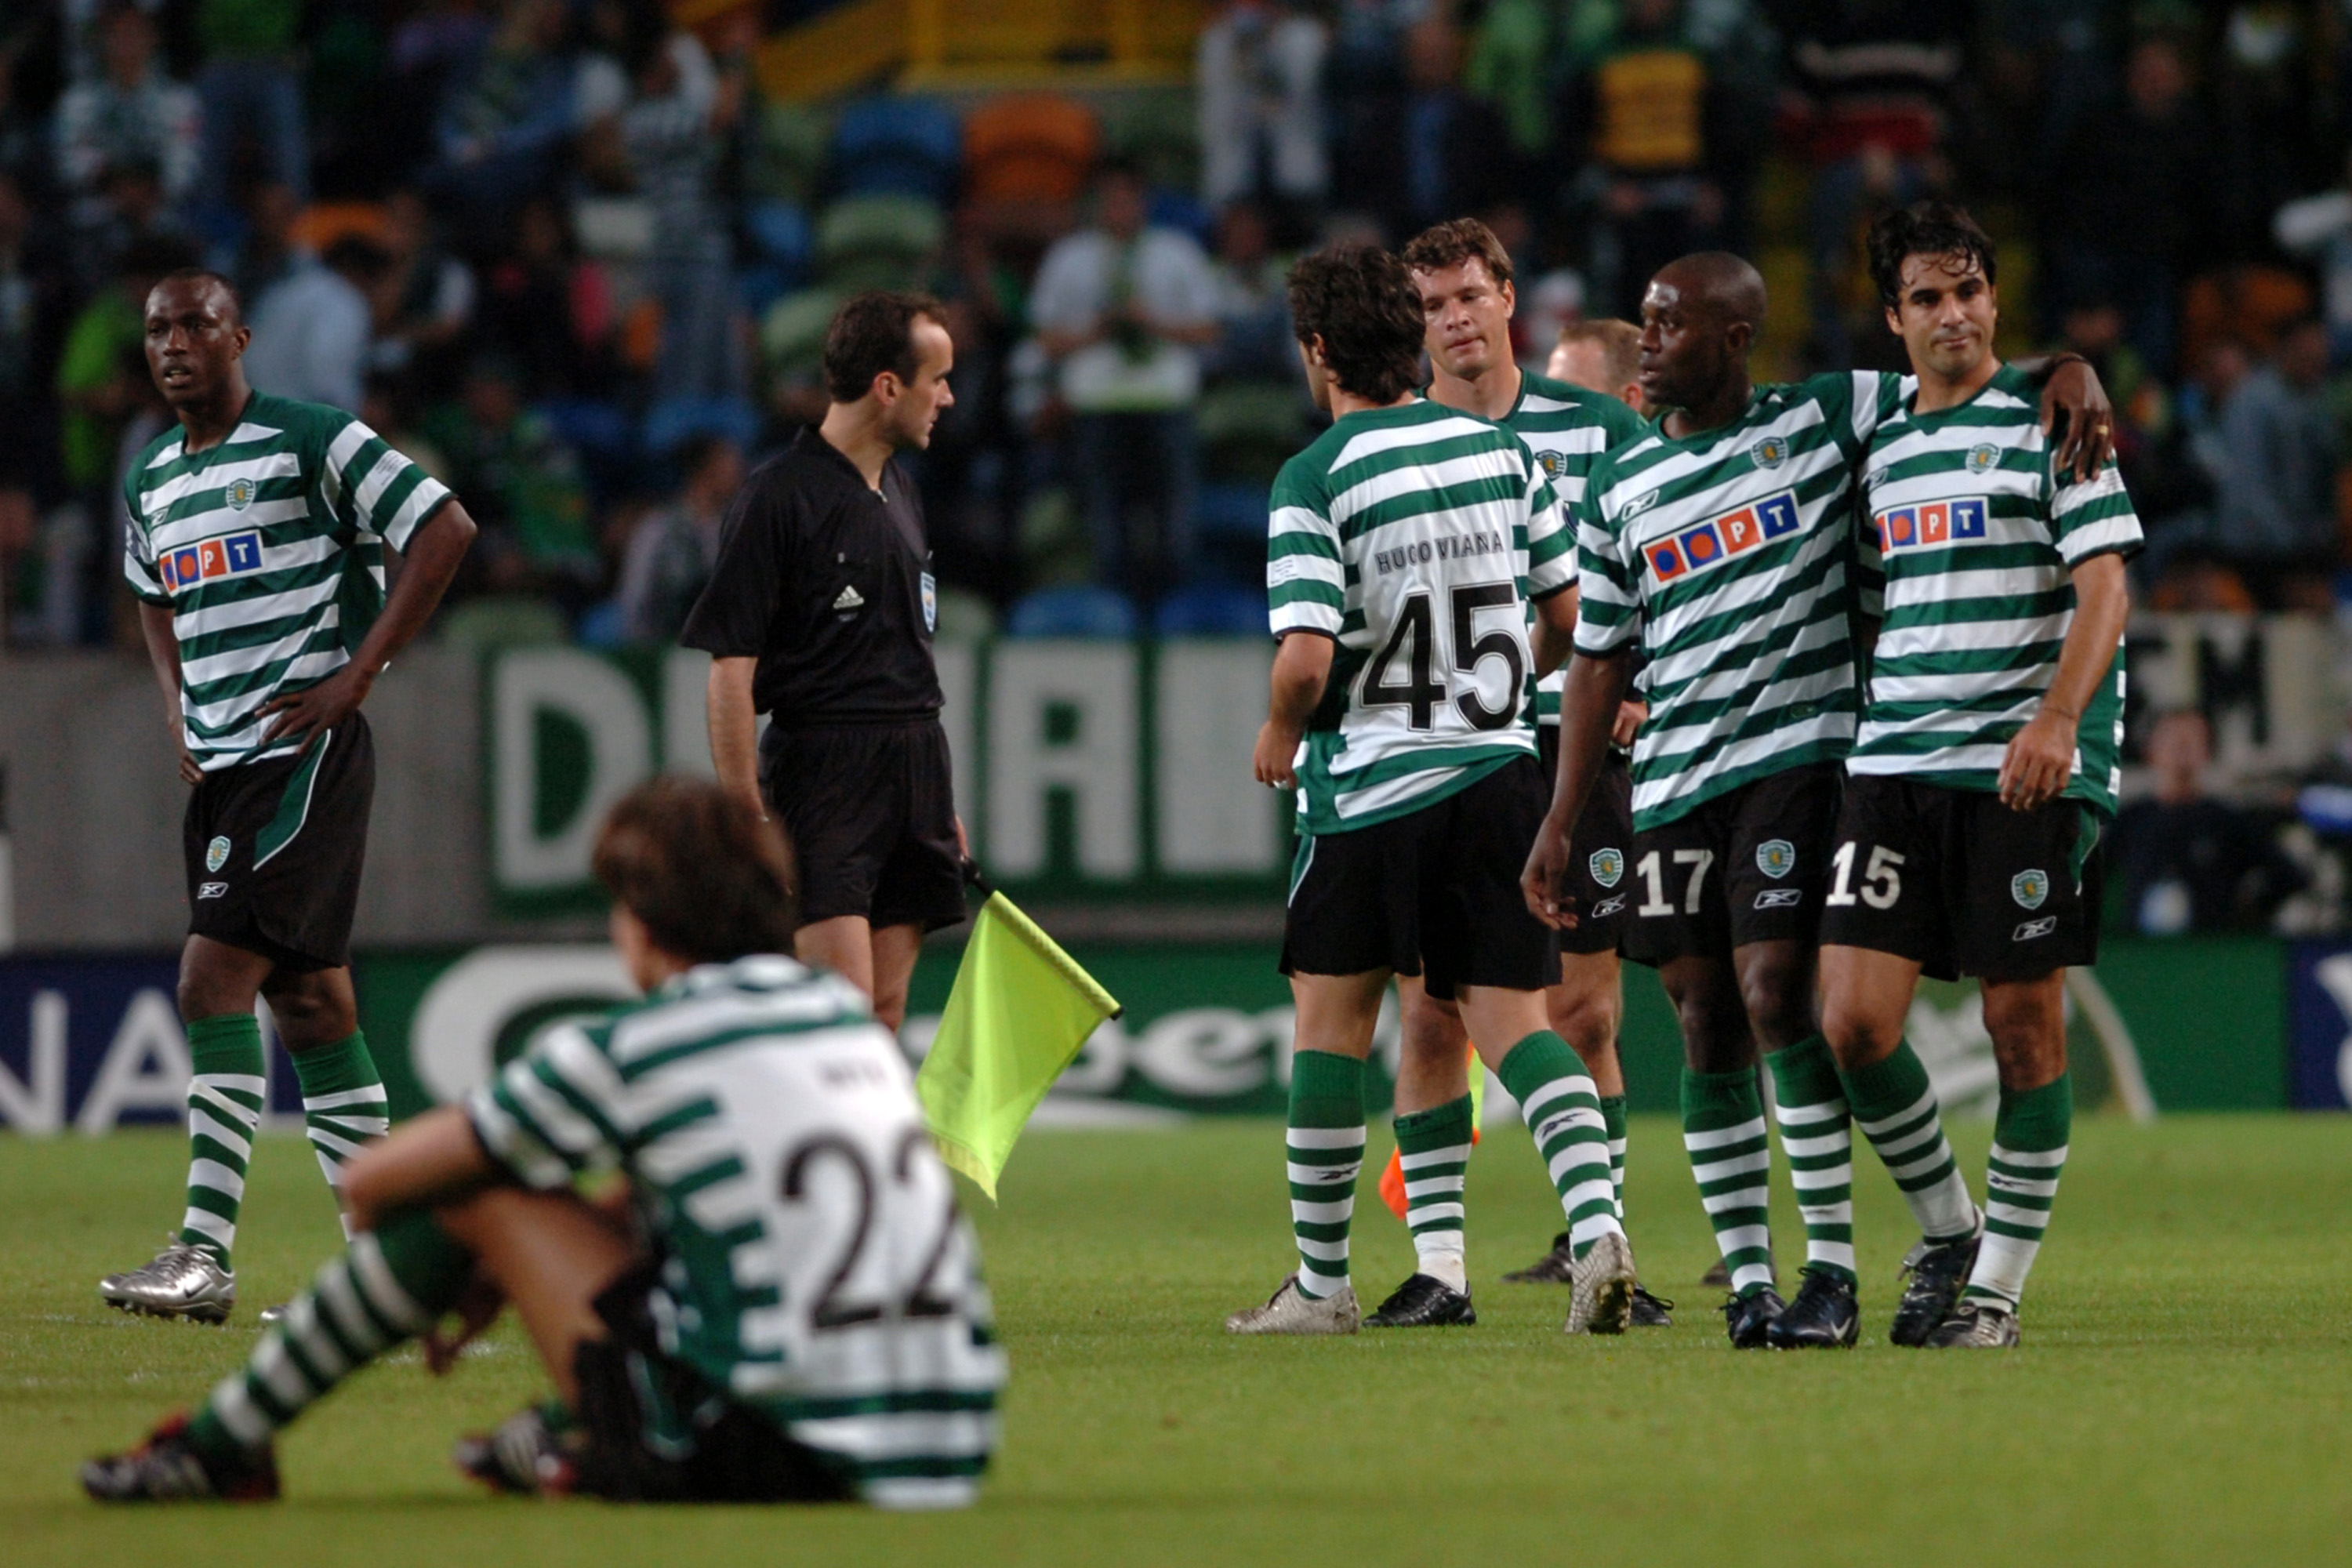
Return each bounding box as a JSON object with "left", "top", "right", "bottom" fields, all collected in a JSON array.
[
  {"left": 844, "top": 1454, "right": 993, "bottom": 1483},
  {"left": 1646, "top": 550, "right": 1842, "bottom": 662},
  {"left": 1298, "top": 750, "right": 1516, "bottom": 837},
  {"left": 1871, "top": 643, "right": 2063, "bottom": 680},
  {"left": 1878, "top": 588, "right": 2075, "bottom": 629},
  {"left": 1338, "top": 472, "right": 1526, "bottom": 541},
  {"left": 1864, "top": 690, "right": 2043, "bottom": 723},
  {"left": 614, "top": 1014, "right": 857, "bottom": 1083},
  {"left": 1632, "top": 739, "right": 1848, "bottom": 830},
  {"left": 662, "top": 1155, "right": 748, "bottom": 1203},
  {"left": 524, "top": 1051, "right": 632, "bottom": 1149},
  {"left": 1642, "top": 612, "right": 1852, "bottom": 711},
  {"left": 1268, "top": 530, "right": 1341, "bottom": 561},
  {"left": 632, "top": 1094, "right": 723, "bottom": 1145}
]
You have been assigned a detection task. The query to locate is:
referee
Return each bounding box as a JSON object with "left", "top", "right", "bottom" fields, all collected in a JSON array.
[{"left": 681, "top": 291, "right": 965, "bottom": 1029}]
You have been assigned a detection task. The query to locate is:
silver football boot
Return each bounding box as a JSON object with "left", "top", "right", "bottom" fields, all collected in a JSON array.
[
  {"left": 1922, "top": 1298, "right": 2023, "bottom": 1348},
  {"left": 1225, "top": 1273, "right": 1360, "bottom": 1335},
  {"left": 99, "top": 1240, "right": 237, "bottom": 1324},
  {"left": 1566, "top": 1230, "right": 1638, "bottom": 1334}
]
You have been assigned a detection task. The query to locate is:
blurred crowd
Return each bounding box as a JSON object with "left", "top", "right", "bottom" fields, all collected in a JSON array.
[{"left": 10, "top": 1, "right": 2352, "bottom": 654}]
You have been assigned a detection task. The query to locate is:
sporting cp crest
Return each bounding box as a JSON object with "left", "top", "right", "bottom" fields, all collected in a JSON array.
[
  {"left": 2012, "top": 869, "right": 2049, "bottom": 909},
  {"left": 1755, "top": 839, "right": 1796, "bottom": 879},
  {"left": 205, "top": 836, "right": 231, "bottom": 873},
  {"left": 1750, "top": 436, "right": 1788, "bottom": 470},
  {"left": 1537, "top": 450, "right": 1566, "bottom": 478},
  {"left": 1588, "top": 848, "right": 1624, "bottom": 888},
  {"left": 1966, "top": 441, "right": 2001, "bottom": 474},
  {"left": 224, "top": 476, "right": 256, "bottom": 511}
]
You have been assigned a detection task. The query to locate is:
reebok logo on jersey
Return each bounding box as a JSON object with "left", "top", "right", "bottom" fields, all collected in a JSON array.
[
  {"left": 1874, "top": 497, "right": 1989, "bottom": 554},
  {"left": 2013, "top": 916, "right": 2058, "bottom": 942},
  {"left": 832, "top": 584, "right": 865, "bottom": 611},
  {"left": 1642, "top": 491, "right": 1800, "bottom": 585},
  {"left": 158, "top": 529, "right": 264, "bottom": 595},
  {"left": 1372, "top": 529, "right": 1507, "bottom": 575}
]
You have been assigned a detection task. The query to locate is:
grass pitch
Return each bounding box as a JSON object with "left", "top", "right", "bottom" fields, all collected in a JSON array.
[{"left": 4, "top": 1116, "right": 2350, "bottom": 1567}]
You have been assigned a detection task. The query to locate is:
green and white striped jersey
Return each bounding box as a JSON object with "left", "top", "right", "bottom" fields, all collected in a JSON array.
[
  {"left": 1504, "top": 372, "right": 1648, "bottom": 726},
  {"left": 467, "top": 955, "right": 1004, "bottom": 1510},
  {"left": 120, "top": 392, "right": 452, "bottom": 771},
  {"left": 1268, "top": 397, "right": 1573, "bottom": 835},
  {"left": 1850, "top": 363, "right": 2143, "bottom": 812},
  {"left": 1576, "top": 372, "right": 1907, "bottom": 829}
]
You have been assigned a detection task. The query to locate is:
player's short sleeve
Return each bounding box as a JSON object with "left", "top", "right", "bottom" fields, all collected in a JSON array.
[
  {"left": 1522, "top": 444, "right": 1574, "bottom": 600},
  {"left": 1573, "top": 465, "right": 1640, "bottom": 656},
  {"left": 464, "top": 1022, "right": 630, "bottom": 1189},
  {"left": 120, "top": 470, "right": 170, "bottom": 607},
  {"left": 1853, "top": 500, "right": 1886, "bottom": 619},
  {"left": 318, "top": 412, "right": 452, "bottom": 551},
  {"left": 1267, "top": 456, "right": 1343, "bottom": 638},
  {"left": 2048, "top": 458, "right": 2145, "bottom": 567}
]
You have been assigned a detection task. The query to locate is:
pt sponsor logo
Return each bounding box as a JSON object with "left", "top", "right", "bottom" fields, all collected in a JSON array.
[
  {"left": 158, "top": 529, "right": 265, "bottom": 596},
  {"left": 1874, "top": 498, "right": 1988, "bottom": 555},
  {"left": 1754, "top": 887, "right": 1803, "bottom": 909},
  {"left": 205, "top": 836, "right": 231, "bottom": 873},
  {"left": 1588, "top": 847, "right": 1624, "bottom": 888},
  {"left": 2011, "top": 868, "right": 2049, "bottom": 909},
  {"left": 1755, "top": 839, "right": 1796, "bottom": 879},
  {"left": 1642, "top": 490, "right": 1801, "bottom": 586},
  {"left": 2013, "top": 915, "right": 2057, "bottom": 942},
  {"left": 197, "top": 882, "right": 227, "bottom": 900}
]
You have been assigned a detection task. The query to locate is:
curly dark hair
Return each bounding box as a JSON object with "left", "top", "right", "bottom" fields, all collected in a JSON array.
[
  {"left": 592, "top": 778, "right": 799, "bottom": 963},
  {"left": 1867, "top": 201, "right": 1999, "bottom": 310},
  {"left": 1287, "top": 243, "right": 1426, "bottom": 405}
]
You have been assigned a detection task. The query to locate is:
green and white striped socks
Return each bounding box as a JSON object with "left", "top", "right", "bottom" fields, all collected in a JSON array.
[
  {"left": 1767, "top": 1036, "right": 1857, "bottom": 1282},
  {"left": 1599, "top": 1094, "right": 1628, "bottom": 1220},
  {"left": 1395, "top": 1094, "right": 1473, "bottom": 1290},
  {"left": 180, "top": 1014, "right": 267, "bottom": 1269},
  {"left": 1682, "top": 1065, "right": 1774, "bottom": 1295},
  {"left": 187, "top": 1210, "right": 472, "bottom": 1463},
  {"left": 1498, "top": 1032, "right": 1622, "bottom": 1260},
  {"left": 1966, "top": 1074, "right": 2071, "bottom": 1308},
  {"left": 1287, "top": 1050, "right": 1365, "bottom": 1300},
  {"left": 291, "top": 1033, "right": 391, "bottom": 1240},
  {"left": 1842, "top": 1040, "right": 1977, "bottom": 1243}
]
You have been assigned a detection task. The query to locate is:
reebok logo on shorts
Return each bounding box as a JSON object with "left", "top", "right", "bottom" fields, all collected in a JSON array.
[
  {"left": 1754, "top": 887, "right": 1802, "bottom": 909},
  {"left": 197, "top": 881, "right": 228, "bottom": 899},
  {"left": 1642, "top": 490, "right": 1800, "bottom": 585},
  {"left": 1871, "top": 497, "right": 1988, "bottom": 554},
  {"left": 158, "top": 529, "right": 265, "bottom": 595},
  {"left": 1590, "top": 893, "right": 1628, "bottom": 918},
  {"left": 2014, "top": 915, "right": 2058, "bottom": 942}
]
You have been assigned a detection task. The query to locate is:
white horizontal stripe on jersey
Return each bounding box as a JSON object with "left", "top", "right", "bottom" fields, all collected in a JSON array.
[
  {"left": 1265, "top": 548, "right": 1342, "bottom": 591},
  {"left": 1875, "top": 612, "right": 2071, "bottom": 655},
  {"left": 172, "top": 572, "right": 342, "bottom": 640},
  {"left": 1635, "top": 709, "right": 1853, "bottom": 814},
  {"left": 147, "top": 495, "right": 314, "bottom": 554},
  {"left": 382, "top": 476, "right": 452, "bottom": 546},
  {"left": 1642, "top": 660, "right": 1856, "bottom": 753},
  {"left": 138, "top": 450, "right": 303, "bottom": 517},
  {"left": 179, "top": 615, "right": 343, "bottom": 693},
  {"left": 1868, "top": 673, "right": 2052, "bottom": 707},
  {"left": 1327, "top": 410, "right": 1505, "bottom": 470},
  {"left": 1331, "top": 448, "right": 1531, "bottom": 521},
  {"left": 1640, "top": 587, "right": 1850, "bottom": 693},
  {"left": 608, "top": 988, "right": 869, "bottom": 1063}
]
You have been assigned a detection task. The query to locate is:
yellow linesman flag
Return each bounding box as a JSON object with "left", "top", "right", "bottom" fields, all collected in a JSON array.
[{"left": 916, "top": 891, "right": 1122, "bottom": 1200}]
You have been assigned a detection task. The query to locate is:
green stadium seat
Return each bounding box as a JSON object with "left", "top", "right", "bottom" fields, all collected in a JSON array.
[{"left": 815, "top": 194, "right": 947, "bottom": 292}]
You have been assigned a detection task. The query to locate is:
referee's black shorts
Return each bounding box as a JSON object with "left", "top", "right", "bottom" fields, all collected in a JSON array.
[{"left": 758, "top": 718, "right": 967, "bottom": 934}]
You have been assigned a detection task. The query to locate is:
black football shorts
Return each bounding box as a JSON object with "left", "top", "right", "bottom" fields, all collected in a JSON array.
[
  {"left": 1537, "top": 728, "right": 1635, "bottom": 958},
  {"left": 760, "top": 718, "right": 967, "bottom": 934},
  {"left": 183, "top": 713, "right": 374, "bottom": 971},
  {"left": 1618, "top": 761, "right": 1842, "bottom": 967}
]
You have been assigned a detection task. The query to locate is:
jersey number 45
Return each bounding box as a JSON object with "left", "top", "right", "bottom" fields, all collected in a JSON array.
[{"left": 1362, "top": 583, "right": 1526, "bottom": 731}]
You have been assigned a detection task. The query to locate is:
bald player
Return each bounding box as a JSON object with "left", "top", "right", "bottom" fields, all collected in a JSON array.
[{"left": 1521, "top": 252, "right": 2114, "bottom": 1349}]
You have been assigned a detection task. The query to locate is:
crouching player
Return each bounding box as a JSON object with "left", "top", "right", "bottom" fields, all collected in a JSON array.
[
  {"left": 85, "top": 779, "right": 1004, "bottom": 1506},
  {"left": 1819, "top": 204, "right": 2138, "bottom": 1347}
]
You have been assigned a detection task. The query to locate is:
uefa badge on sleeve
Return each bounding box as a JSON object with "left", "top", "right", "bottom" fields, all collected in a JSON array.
[
  {"left": 1588, "top": 848, "right": 1624, "bottom": 888},
  {"left": 205, "top": 836, "right": 231, "bottom": 873},
  {"left": 1756, "top": 839, "right": 1796, "bottom": 878},
  {"left": 922, "top": 569, "right": 938, "bottom": 633},
  {"left": 2012, "top": 869, "right": 2049, "bottom": 909}
]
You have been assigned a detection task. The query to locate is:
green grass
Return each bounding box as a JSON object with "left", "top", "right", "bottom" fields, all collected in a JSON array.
[{"left": 5, "top": 1116, "right": 2350, "bottom": 1566}]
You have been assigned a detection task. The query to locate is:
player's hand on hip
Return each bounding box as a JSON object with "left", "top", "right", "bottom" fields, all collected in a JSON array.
[
  {"left": 1520, "top": 818, "right": 1580, "bottom": 931},
  {"left": 1612, "top": 700, "right": 1647, "bottom": 749},
  {"left": 1253, "top": 720, "right": 1299, "bottom": 789},
  {"left": 175, "top": 736, "right": 202, "bottom": 786},
  {"left": 1999, "top": 707, "right": 2077, "bottom": 812},
  {"left": 258, "top": 665, "right": 370, "bottom": 746}
]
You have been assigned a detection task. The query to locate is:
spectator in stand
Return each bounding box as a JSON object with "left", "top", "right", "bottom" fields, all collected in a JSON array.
[
  {"left": 1030, "top": 159, "right": 1221, "bottom": 599},
  {"left": 423, "top": 353, "right": 600, "bottom": 612},
  {"left": 1196, "top": 2, "right": 1329, "bottom": 220},
  {"left": 54, "top": 5, "right": 201, "bottom": 227},
  {"left": 1342, "top": 15, "right": 1515, "bottom": 241},
  {"left": 2111, "top": 710, "right": 2304, "bottom": 934},
  {"left": 216, "top": 176, "right": 300, "bottom": 299},
  {"left": 1780, "top": 0, "right": 1965, "bottom": 366},
  {"left": 2044, "top": 32, "right": 2212, "bottom": 376},
  {"left": 368, "top": 187, "right": 477, "bottom": 390},
  {"left": 2207, "top": 318, "right": 2342, "bottom": 611},
  {"left": 56, "top": 236, "right": 195, "bottom": 517},
  {"left": 1558, "top": 0, "right": 1730, "bottom": 318},
  {"left": 617, "top": 431, "right": 743, "bottom": 644},
  {"left": 481, "top": 196, "right": 616, "bottom": 398},
  {"left": 2274, "top": 147, "right": 2352, "bottom": 366},
  {"left": 193, "top": 0, "right": 308, "bottom": 211},
  {"left": 431, "top": 0, "right": 578, "bottom": 236},
  {"left": 67, "top": 154, "right": 187, "bottom": 303},
  {"left": 0, "top": 169, "right": 66, "bottom": 495},
  {"left": 244, "top": 233, "right": 385, "bottom": 414},
  {"left": 1203, "top": 199, "right": 1296, "bottom": 383}
]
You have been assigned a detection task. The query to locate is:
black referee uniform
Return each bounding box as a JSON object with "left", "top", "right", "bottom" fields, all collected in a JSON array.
[{"left": 681, "top": 426, "right": 966, "bottom": 934}]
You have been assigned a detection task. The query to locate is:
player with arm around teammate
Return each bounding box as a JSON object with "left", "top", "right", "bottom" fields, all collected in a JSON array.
[
  {"left": 1366, "top": 219, "right": 1664, "bottom": 1328},
  {"left": 1225, "top": 242, "right": 1638, "bottom": 1338},
  {"left": 84, "top": 778, "right": 1004, "bottom": 1506},
  {"left": 1817, "top": 204, "right": 2137, "bottom": 1348},
  {"left": 101, "top": 268, "right": 476, "bottom": 1323},
  {"left": 1520, "top": 253, "right": 2114, "bottom": 1349}
]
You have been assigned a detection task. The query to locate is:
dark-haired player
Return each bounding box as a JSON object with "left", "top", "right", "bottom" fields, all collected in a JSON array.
[
  {"left": 1369, "top": 219, "right": 1664, "bottom": 1327},
  {"left": 1523, "top": 252, "right": 2114, "bottom": 1348},
  {"left": 1229, "top": 242, "right": 1635, "bottom": 1338},
  {"left": 83, "top": 778, "right": 1004, "bottom": 1504},
  {"left": 101, "top": 268, "right": 477, "bottom": 1323},
  {"left": 684, "top": 290, "right": 967, "bottom": 1033},
  {"left": 1818, "top": 203, "right": 2137, "bottom": 1348}
]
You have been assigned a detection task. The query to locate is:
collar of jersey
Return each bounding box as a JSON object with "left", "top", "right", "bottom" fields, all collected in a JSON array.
[
  {"left": 1899, "top": 361, "right": 2031, "bottom": 426},
  {"left": 1646, "top": 385, "right": 1769, "bottom": 450}
]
